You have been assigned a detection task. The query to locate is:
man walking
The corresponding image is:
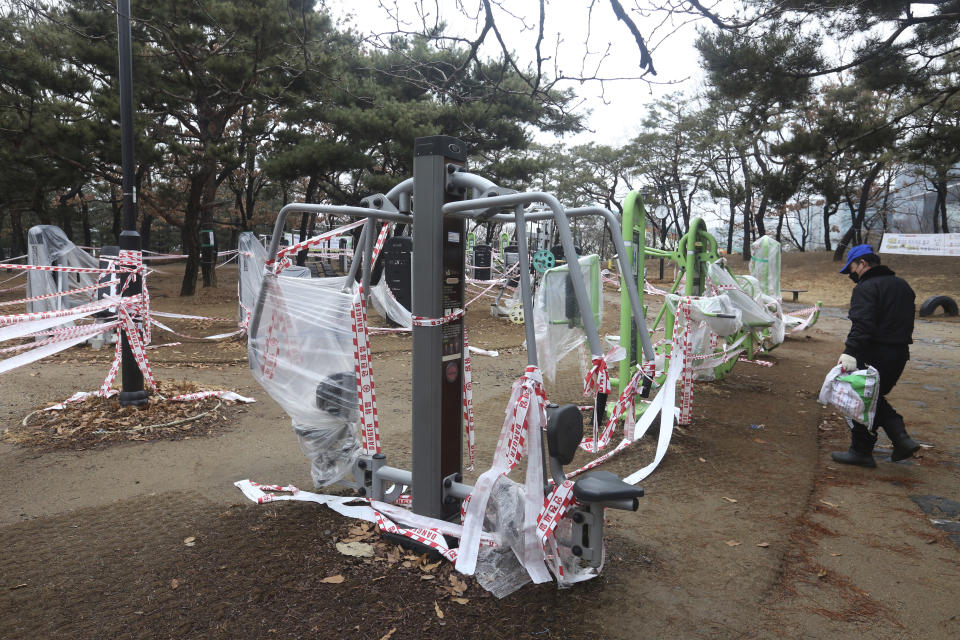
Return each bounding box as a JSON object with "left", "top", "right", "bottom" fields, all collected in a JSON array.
[{"left": 831, "top": 244, "right": 921, "bottom": 467}]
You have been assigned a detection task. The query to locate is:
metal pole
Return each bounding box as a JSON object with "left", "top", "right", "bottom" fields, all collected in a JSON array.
[
  {"left": 411, "top": 136, "right": 466, "bottom": 520},
  {"left": 511, "top": 207, "right": 539, "bottom": 367},
  {"left": 116, "top": 0, "right": 147, "bottom": 407}
]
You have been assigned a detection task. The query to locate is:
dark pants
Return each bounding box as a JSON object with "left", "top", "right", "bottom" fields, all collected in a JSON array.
[{"left": 853, "top": 344, "right": 910, "bottom": 441}]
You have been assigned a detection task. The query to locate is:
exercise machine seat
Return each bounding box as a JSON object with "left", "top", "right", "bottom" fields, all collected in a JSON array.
[{"left": 572, "top": 470, "right": 644, "bottom": 504}]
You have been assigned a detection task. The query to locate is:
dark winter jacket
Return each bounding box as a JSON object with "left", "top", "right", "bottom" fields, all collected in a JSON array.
[{"left": 843, "top": 265, "right": 915, "bottom": 360}]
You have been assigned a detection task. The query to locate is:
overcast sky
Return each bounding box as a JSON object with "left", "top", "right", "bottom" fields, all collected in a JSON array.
[{"left": 329, "top": 1, "right": 708, "bottom": 147}]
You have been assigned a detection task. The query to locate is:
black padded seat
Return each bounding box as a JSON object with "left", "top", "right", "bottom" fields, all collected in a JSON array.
[{"left": 573, "top": 470, "right": 644, "bottom": 503}]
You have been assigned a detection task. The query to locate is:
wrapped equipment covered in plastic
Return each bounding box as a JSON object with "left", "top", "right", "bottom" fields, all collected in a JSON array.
[
  {"left": 248, "top": 272, "right": 361, "bottom": 487},
  {"left": 533, "top": 254, "right": 602, "bottom": 382},
  {"left": 369, "top": 279, "right": 412, "bottom": 328},
  {"left": 26, "top": 225, "right": 101, "bottom": 314},
  {"left": 706, "top": 262, "right": 776, "bottom": 329},
  {"left": 238, "top": 232, "right": 268, "bottom": 327},
  {"left": 750, "top": 236, "right": 781, "bottom": 299}
]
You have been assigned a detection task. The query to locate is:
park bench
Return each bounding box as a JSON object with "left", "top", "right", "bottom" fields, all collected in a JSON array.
[{"left": 782, "top": 288, "right": 807, "bottom": 302}]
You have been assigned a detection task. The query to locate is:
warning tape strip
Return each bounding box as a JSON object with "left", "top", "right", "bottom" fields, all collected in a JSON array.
[
  {"left": 271, "top": 219, "right": 367, "bottom": 271},
  {"left": 0, "top": 279, "right": 119, "bottom": 308},
  {"left": 411, "top": 308, "right": 464, "bottom": 327}
]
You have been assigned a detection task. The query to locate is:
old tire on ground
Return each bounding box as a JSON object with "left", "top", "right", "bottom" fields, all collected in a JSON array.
[{"left": 919, "top": 295, "right": 959, "bottom": 317}]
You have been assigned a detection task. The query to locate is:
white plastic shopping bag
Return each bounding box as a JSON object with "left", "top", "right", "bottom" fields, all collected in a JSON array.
[{"left": 818, "top": 364, "right": 880, "bottom": 427}]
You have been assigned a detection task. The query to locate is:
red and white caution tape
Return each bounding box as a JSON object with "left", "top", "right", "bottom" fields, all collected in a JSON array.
[
  {"left": 371, "top": 223, "right": 390, "bottom": 266},
  {"left": 234, "top": 480, "right": 498, "bottom": 560},
  {"left": 738, "top": 356, "right": 774, "bottom": 367},
  {"left": 580, "top": 346, "right": 626, "bottom": 453},
  {"left": 0, "top": 262, "right": 120, "bottom": 275},
  {"left": 351, "top": 286, "right": 381, "bottom": 455},
  {"left": 457, "top": 365, "right": 552, "bottom": 584},
  {"left": 0, "top": 279, "right": 119, "bottom": 308},
  {"left": 410, "top": 308, "right": 464, "bottom": 327},
  {"left": 536, "top": 480, "right": 576, "bottom": 556},
  {"left": 167, "top": 390, "right": 254, "bottom": 403},
  {"left": 271, "top": 219, "right": 367, "bottom": 272},
  {"left": 463, "top": 331, "right": 476, "bottom": 471}
]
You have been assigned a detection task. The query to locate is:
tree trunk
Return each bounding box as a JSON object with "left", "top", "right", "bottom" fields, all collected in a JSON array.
[
  {"left": 833, "top": 163, "right": 883, "bottom": 260},
  {"left": 139, "top": 213, "right": 153, "bottom": 252},
  {"left": 941, "top": 192, "right": 950, "bottom": 233},
  {"left": 200, "top": 167, "right": 219, "bottom": 289},
  {"left": 179, "top": 168, "right": 212, "bottom": 296},
  {"left": 10, "top": 210, "right": 26, "bottom": 256},
  {"left": 822, "top": 202, "right": 833, "bottom": 251},
  {"left": 754, "top": 194, "right": 768, "bottom": 238},
  {"left": 934, "top": 179, "right": 947, "bottom": 234},
  {"left": 33, "top": 187, "right": 51, "bottom": 225},
  {"left": 58, "top": 206, "right": 74, "bottom": 241},
  {"left": 295, "top": 213, "right": 311, "bottom": 267},
  {"left": 742, "top": 203, "right": 751, "bottom": 261},
  {"left": 111, "top": 186, "right": 122, "bottom": 244},
  {"left": 739, "top": 149, "right": 753, "bottom": 261},
  {"left": 81, "top": 195, "right": 92, "bottom": 247},
  {"left": 296, "top": 176, "right": 319, "bottom": 267}
]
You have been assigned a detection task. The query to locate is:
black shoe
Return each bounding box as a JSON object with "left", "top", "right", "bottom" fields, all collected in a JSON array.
[
  {"left": 830, "top": 448, "right": 877, "bottom": 468},
  {"left": 891, "top": 437, "right": 921, "bottom": 462}
]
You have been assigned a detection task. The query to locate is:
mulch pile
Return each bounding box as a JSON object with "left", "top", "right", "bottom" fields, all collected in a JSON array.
[{"left": 4, "top": 380, "right": 242, "bottom": 451}]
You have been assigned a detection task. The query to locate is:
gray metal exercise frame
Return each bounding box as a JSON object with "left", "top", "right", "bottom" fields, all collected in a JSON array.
[{"left": 258, "top": 147, "right": 652, "bottom": 523}]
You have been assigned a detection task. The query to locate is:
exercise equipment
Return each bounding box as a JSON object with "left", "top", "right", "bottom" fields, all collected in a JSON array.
[
  {"left": 532, "top": 249, "right": 555, "bottom": 273},
  {"left": 610, "top": 192, "right": 821, "bottom": 403},
  {"left": 247, "top": 136, "right": 656, "bottom": 591}
]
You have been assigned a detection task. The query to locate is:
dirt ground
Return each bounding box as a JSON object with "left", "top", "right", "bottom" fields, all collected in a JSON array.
[{"left": 1, "top": 250, "right": 959, "bottom": 639}]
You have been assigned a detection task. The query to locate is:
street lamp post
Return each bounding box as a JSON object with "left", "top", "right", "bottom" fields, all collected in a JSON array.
[{"left": 116, "top": 0, "right": 148, "bottom": 407}]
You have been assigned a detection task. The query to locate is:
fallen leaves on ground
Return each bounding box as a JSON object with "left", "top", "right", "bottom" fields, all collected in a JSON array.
[
  {"left": 725, "top": 540, "right": 742, "bottom": 547},
  {"left": 321, "top": 575, "right": 345, "bottom": 584},
  {"left": 434, "top": 602, "right": 444, "bottom": 619},
  {"left": 4, "top": 379, "right": 241, "bottom": 451}
]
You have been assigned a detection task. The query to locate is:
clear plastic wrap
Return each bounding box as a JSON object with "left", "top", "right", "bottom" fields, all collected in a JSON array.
[
  {"left": 706, "top": 262, "right": 775, "bottom": 328},
  {"left": 734, "top": 274, "right": 761, "bottom": 299},
  {"left": 664, "top": 294, "right": 742, "bottom": 337},
  {"left": 369, "top": 279, "right": 412, "bottom": 327},
  {"left": 26, "top": 225, "right": 101, "bottom": 314},
  {"left": 474, "top": 476, "right": 533, "bottom": 598},
  {"left": 750, "top": 236, "right": 781, "bottom": 298},
  {"left": 533, "top": 254, "right": 602, "bottom": 382},
  {"left": 757, "top": 292, "right": 786, "bottom": 347},
  {"left": 665, "top": 294, "right": 744, "bottom": 381},
  {"left": 247, "top": 272, "right": 361, "bottom": 487},
  {"left": 238, "top": 232, "right": 267, "bottom": 325}
]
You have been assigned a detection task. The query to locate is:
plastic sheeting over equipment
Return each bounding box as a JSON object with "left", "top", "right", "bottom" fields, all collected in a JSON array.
[
  {"left": 534, "top": 254, "right": 602, "bottom": 382},
  {"left": 26, "top": 225, "right": 102, "bottom": 314},
  {"left": 369, "top": 279, "right": 412, "bottom": 328},
  {"left": 707, "top": 260, "right": 785, "bottom": 348},
  {"left": 750, "top": 236, "right": 781, "bottom": 299},
  {"left": 248, "top": 273, "right": 360, "bottom": 487},
  {"left": 237, "top": 232, "right": 268, "bottom": 328}
]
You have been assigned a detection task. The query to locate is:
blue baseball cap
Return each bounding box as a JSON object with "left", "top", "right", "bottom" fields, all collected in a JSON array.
[{"left": 840, "top": 244, "right": 874, "bottom": 273}]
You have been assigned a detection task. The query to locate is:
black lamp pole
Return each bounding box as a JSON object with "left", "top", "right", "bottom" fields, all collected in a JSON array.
[{"left": 116, "top": 0, "right": 148, "bottom": 406}]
